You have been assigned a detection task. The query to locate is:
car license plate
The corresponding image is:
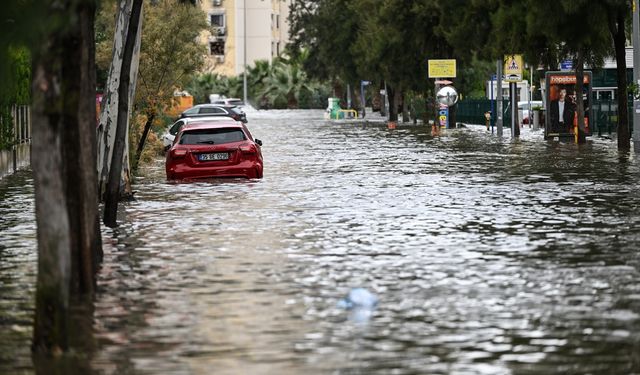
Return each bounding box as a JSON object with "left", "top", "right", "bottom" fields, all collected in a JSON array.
[{"left": 199, "top": 152, "right": 229, "bottom": 161}]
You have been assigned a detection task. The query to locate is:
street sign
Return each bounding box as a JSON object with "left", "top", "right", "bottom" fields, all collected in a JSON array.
[
  {"left": 504, "top": 54, "right": 523, "bottom": 82},
  {"left": 560, "top": 59, "right": 573, "bottom": 71},
  {"left": 436, "top": 86, "right": 459, "bottom": 107},
  {"left": 428, "top": 59, "right": 456, "bottom": 78}
]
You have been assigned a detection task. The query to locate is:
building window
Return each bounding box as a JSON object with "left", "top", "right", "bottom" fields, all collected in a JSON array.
[
  {"left": 276, "top": 14, "right": 280, "bottom": 29},
  {"left": 276, "top": 42, "right": 280, "bottom": 56},
  {"left": 210, "top": 40, "right": 225, "bottom": 56},
  {"left": 210, "top": 13, "right": 225, "bottom": 27}
]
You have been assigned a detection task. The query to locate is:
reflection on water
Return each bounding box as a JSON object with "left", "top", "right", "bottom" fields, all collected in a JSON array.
[{"left": 2, "top": 110, "right": 640, "bottom": 374}]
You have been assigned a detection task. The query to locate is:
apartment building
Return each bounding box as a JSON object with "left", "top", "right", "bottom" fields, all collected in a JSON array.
[{"left": 198, "top": 0, "right": 291, "bottom": 76}]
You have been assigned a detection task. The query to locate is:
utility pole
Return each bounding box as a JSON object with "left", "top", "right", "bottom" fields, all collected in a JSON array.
[
  {"left": 633, "top": 0, "right": 640, "bottom": 152},
  {"left": 510, "top": 82, "right": 519, "bottom": 137},
  {"left": 243, "top": 0, "right": 248, "bottom": 105},
  {"left": 496, "top": 59, "right": 504, "bottom": 136},
  {"left": 490, "top": 74, "right": 495, "bottom": 133}
]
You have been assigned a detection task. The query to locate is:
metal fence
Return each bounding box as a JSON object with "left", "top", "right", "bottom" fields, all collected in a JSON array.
[
  {"left": 590, "top": 99, "right": 634, "bottom": 136},
  {"left": 0, "top": 105, "right": 31, "bottom": 178},
  {"left": 0, "top": 105, "right": 31, "bottom": 150},
  {"left": 456, "top": 98, "right": 632, "bottom": 135},
  {"left": 456, "top": 99, "right": 511, "bottom": 127}
]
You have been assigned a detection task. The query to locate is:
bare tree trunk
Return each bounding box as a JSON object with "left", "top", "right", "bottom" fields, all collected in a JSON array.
[
  {"left": 97, "top": 0, "right": 142, "bottom": 201},
  {"left": 104, "top": 0, "right": 143, "bottom": 227},
  {"left": 31, "top": 62, "right": 72, "bottom": 355},
  {"left": 31, "top": 0, "right": 101, "bottom": 353},
  {"left": 575, "top": 50, "right": 586, "bottom": 144},
  {"left": 133, "top": 109, "right": 155, "bottom": 172},
  {"left": 65, "top": 0, "right": 102, "bottom": 293},
  {"left": 609, "top": 8, "right": 630, "bottom": 150}
]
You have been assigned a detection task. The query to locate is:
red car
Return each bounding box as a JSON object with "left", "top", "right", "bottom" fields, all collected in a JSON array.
[{"left": 166, "top": 120, "right": 263, "bottom": 180}]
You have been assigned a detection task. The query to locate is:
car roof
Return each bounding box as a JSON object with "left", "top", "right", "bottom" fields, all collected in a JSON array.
[
  {"left": 181, "top": 120, "right": 244, "bottom": 131},
  {"left": 189, "top": 104, "right": 237, "bottom": 109},
  {"left": 181, "top": 116, "right": 233, "bottom": 123}
]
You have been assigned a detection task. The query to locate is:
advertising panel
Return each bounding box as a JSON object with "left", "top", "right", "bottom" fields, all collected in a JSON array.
[{"left": 544, "top": 71, "right": 592, "bottom": 139}]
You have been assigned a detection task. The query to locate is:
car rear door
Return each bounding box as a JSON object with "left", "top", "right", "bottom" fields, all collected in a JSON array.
[{"left": 179, "top": 128, "right": 247, "bottom": 167}]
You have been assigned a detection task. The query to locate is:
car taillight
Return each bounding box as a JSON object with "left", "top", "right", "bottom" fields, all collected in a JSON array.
[
  {"left": 239, "top": 143, "right": 256, "bottom": 155},
  {"left": 172, "top": 149, "right": 187, "bottom": 158}
]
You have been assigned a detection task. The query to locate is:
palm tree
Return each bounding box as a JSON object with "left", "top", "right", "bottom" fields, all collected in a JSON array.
[{"left": 261, "top": 60, "right": 313, "bottom": 109}]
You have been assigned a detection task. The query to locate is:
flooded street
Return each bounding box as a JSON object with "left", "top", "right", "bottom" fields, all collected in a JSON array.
[{"left": 2, "top": 109, "right": 640, "bottom": 374}]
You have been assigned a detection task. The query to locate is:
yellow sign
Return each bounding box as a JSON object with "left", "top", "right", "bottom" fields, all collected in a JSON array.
[
  {"left": 504, "top": 54, "right": 523, "bottom": 82},
  {"left": 428, "top": 59, "right": 456, "bottom": 78}
]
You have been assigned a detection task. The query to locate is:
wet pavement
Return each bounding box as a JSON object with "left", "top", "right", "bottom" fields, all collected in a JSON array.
[{"left": 1, "top": 110, "right": 640, "bottom": 374}]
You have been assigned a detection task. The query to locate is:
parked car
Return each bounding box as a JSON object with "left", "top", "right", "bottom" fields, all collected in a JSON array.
[
  {"left": 162, "top": 116, "right": 235, "bottom": 150},
  {"left": 165, "top": 120, "right": 263, "bottom": 180},
  {"left": 209, "top": 96, "right": 245, "bottom": 107},
  {"left": 179, "top": 104, "right": 247, "bottom": 123}
]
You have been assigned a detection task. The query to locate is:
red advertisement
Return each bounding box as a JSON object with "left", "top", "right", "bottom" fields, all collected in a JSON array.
[{"left": 545, "top": 71, "right": 592, "bottom": 139}]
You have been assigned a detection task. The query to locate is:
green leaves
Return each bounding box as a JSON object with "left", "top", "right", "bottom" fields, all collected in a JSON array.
[{"left": 187, "top": 55, "right": 330, "bottom": 109}]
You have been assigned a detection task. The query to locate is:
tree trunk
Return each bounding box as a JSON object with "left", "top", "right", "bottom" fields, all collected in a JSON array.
[
  {"left": 401, "top": 92, "right": 409, "bottom": 123},
  {"left": 610, "top": 8, "right": 630, "bottom": 150},
  {"left": 66, "top": 0, "right": 102, "bottom": 293},
  {"left": 104, "top": 0, "right": 143, "bottom": 227},
  {"left": 31, "top": 61, "right": 72, "bottom": 356},
  {"left": 97, "top": 0, "right": 143, "bottom": 201},
  {"left": 31, "top": 0, "right": 102, "bottom": 354},
  {"left": 133, "top": 110, "right": 155, "bottom": 172},
  {"left": 575, "top": 50, "right": 586, "bottom": 144},
  {"left": 387, "top": 85, "right": 397, "bottom": 122}
]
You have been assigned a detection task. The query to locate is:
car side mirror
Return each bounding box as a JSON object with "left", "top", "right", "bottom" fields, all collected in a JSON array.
[{"left": 255, "top": 139, "right": 263, "bottom": 146}]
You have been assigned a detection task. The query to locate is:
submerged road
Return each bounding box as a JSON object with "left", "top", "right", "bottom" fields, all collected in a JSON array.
[{"left": 1, "top": 110, "right": 640, "bottom": 374}]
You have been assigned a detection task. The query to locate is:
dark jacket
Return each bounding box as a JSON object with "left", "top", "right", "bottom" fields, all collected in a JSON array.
[{"left": 549, "top": 100, "right": 575, "bottom": 133}]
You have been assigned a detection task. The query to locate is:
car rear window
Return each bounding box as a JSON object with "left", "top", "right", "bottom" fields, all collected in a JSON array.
[
  {"left": 228, "top": 100, "right": 244, "bottom": 106},
  {"left": 183, "top": 107, "right": 199, "bottom": 115},
  {"left": 179, "top": 128, "right": 246, "bottom": 145},
  {"left": 229, "top": 107, "right": 244, "bottom": 115},
  {"left": 200, "top": 107, "right": 226, "bottom": 114}
]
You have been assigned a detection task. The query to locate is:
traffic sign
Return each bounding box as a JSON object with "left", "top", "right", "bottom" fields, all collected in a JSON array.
[
  {"left": 428, "top": 59, "right": 457, "bottom": 78},
  {"left": 504, "top": 54, "right": 523, "bottom": 82}
]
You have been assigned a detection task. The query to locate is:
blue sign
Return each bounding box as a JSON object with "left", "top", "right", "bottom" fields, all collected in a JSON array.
[{"left": 560, "top": 60, "right": 573, "bottom": 71}]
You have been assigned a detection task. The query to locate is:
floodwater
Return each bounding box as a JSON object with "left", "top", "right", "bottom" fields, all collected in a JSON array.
[{"left": 2, "top": 110, "right": 640, "bottom": 374}]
